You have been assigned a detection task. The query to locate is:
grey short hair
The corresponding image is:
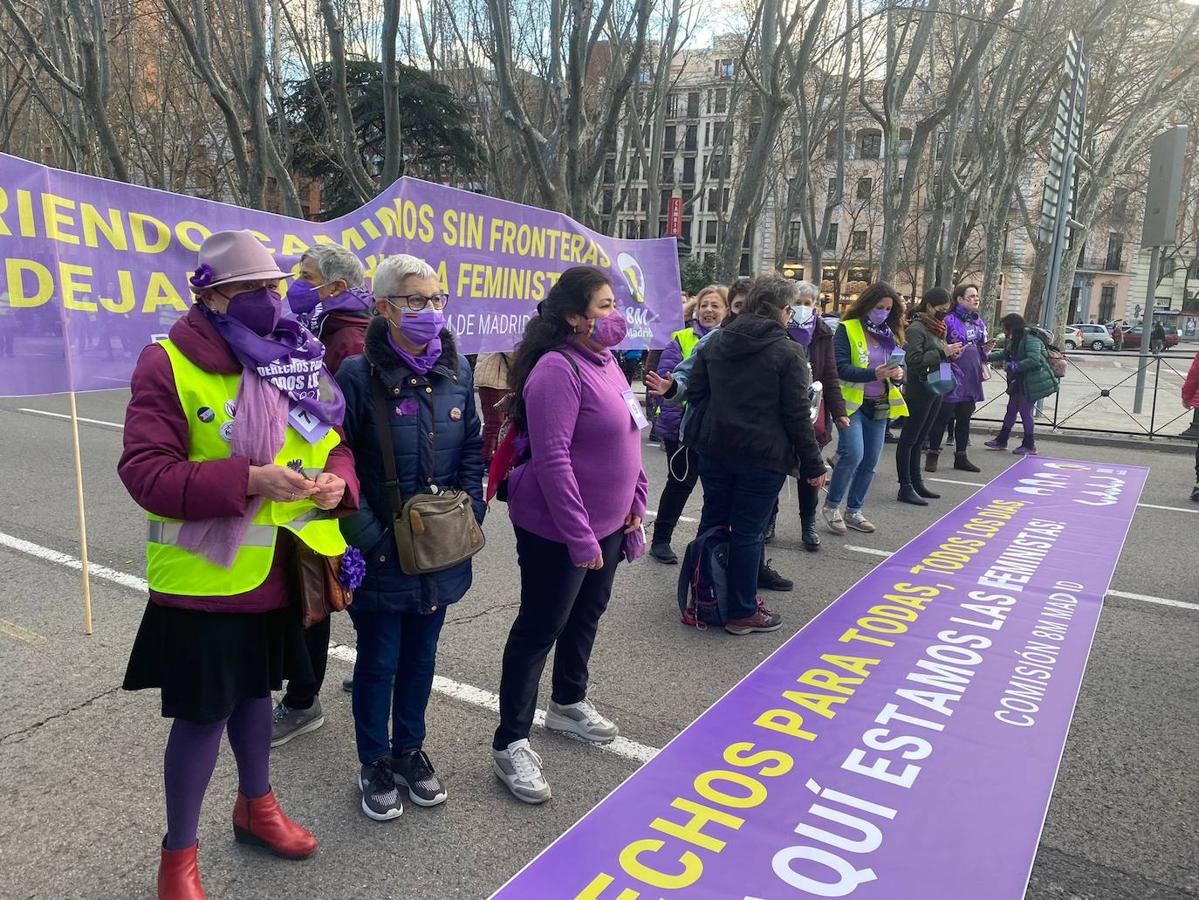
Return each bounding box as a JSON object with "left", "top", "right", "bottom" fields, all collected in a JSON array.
[
  {"left": 373, "top": 254, "right": 439, "bottom": 298},
  {"left": 794, "top": 280, "right": 820, "bottom": 302},
  {"left": 300, "top": 244, "right": 365, "bottom": 288}
]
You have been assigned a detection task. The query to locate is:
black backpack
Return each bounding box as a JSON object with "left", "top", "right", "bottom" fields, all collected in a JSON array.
[{"left": 677, "top": 526, "right": 733, "bottom": 629}]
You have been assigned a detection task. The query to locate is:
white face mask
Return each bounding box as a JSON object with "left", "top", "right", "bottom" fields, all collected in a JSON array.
[{"left": 789, "top": 305, "right": 815, "bottom": 328}]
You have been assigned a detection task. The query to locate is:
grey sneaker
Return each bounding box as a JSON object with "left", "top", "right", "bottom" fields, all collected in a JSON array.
[
  {"left": 823, "top": 505, "right": 847, "bottom": 536},
  {"left": 845, "top": 511, "right": 876, "bottom": 533},
  {"left": 492, "top": 739, "right": 551, "bottom": 804},
  {"left": 545, "top": 698, "right": 619, "bottom": 744},
  {"left": 358, "top": 759, "right": 403, "bottom": 821},
  {"left": 391, "top": 749, "right": 447, "bottom": 807},
  {"left": 270, "top": 698, "right": 324, "bottom": 748}
]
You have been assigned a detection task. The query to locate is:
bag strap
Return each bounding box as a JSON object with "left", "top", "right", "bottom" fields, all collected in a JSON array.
[{"left": 370, "top": 370, "right": 405, "bottom": 521}]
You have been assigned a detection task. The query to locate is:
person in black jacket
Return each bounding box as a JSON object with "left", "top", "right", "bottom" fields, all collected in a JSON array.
[{"left": 685, "top": 275, "right": 827, "bottom": 635}]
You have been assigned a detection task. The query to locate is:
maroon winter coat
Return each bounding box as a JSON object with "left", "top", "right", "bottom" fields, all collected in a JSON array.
[
  {"left": 319, "top": 311, "right": 369, "bottom": 375},
  {"left": 807, "top": 317, "right": 847, "bottom": 421},
  {"left": 118, "top": 305, "right": 360, "bottom": 613}
]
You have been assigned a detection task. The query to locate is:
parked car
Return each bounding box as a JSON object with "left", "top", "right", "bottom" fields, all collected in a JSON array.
[
  {"left": 1068, "top": 323, "right": 1116, "bottom": 351},
  {"left": 1116, "top": 324, "right": 1180, "bottom": 351},
  {"left": 1060, "top": 325, "right": 1087, "bottom": 350}
]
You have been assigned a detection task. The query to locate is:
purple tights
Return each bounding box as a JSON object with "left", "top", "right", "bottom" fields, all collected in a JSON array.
[
  {"left": 163, "top": 696, "right": 272, "bottom": 851},
  {"left": 998, "top": 394, "right": 1036, "bottom": 448}
]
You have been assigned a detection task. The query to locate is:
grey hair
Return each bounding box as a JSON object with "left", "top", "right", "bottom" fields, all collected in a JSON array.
[
  {"left": 794, "top": 280, "right": 820, "bottom": 302},
  {"left": 300, "top": 244, "right": 365, "bottom": 288},
  {"left": 373, "top": 254, "right": 439, "bottom": 298}
]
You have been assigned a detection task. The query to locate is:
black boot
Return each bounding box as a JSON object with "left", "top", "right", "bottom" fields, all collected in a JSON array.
[
  {"left": 924, "top": 451, "right": 940, "bottom": 473},
  {"left": 910, "top": 454, "right": 940, "bottom": 499},
  {"left": 758, "top": 558, "right": 793, "bottom": 592},
  {"left": 800, "top": 516, "right": 821, "bottom": 552},
  {"left": 649, "top": 541, "right": 678, "bottom": 565},
  {"left": 954, "top": 452, "right": 981, "bottom": 473},
  {"left": 898, "top": 483, "right": 928, "bottom": 506}
]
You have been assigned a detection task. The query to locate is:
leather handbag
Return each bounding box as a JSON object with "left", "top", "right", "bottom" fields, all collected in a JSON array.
[
  {"left": 294, "top": 540, "right": 352, "bottom": 629},
  {"left": 372, "top": 374, "right": 486, "bottom": 575}
]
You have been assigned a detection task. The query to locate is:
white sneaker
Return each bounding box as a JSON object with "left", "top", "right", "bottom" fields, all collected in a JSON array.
[
  {"left": 545, "top": 698, "right": 619, "bottom": 744},
  {"left": 846, "top": 511, "right": 876, "bottom": 533},
  {"left": 823, "top": 505, "right": 847, "bottom": 536},
  {"left": 492, "top": 739, "right": 551, "bottom": 804}
]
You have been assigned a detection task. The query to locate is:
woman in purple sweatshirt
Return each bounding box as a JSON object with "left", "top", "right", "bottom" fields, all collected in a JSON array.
[
  {"left": 925, "top": 283, "right": 992, "bottom": 473},
  {"left": 491, "top": 266, "right": 648, "bottom": 805}
]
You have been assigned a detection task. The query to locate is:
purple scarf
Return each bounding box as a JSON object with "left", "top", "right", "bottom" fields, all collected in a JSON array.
[
  {"left": 200, "top": 304, "right": 345, "bottom": 431},
  {"left": 387, "top": 328, "right": 443, "bottom": 375},
  {"left": 864, "top": 319, "right": 897, "bottom": 353}
]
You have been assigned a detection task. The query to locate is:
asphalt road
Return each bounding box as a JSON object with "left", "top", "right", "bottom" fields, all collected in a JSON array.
[{"left": 0, "top": 389, "right": 1196, "bottom": 900}]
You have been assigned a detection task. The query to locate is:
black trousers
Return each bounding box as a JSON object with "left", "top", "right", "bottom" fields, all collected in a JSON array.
[
  {"left": 282, "top": 614, "right": 330, "bottom": 710},
  {"left": 652, "top": 439, "right": 700, "bottom": 544},
  {"left": 928, "top": 400, "right": 977, "bottom": 454},
  {"left": 896, "top": 388, "right": 943, "bottom": 485},
  {"left": 493, "top": 526, "right": 624, "bottom": 750},
  {"left": 767, "top": 477, "right": 820, "bottom": 531}
]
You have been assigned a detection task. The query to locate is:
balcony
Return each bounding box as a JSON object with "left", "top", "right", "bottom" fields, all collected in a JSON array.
[{"left": 1076, "top": 255, "right": 1129, "bottom": 274}]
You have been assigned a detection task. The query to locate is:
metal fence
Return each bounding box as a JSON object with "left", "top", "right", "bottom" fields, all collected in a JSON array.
[{"left": 972, "top": 347, "right": 1198, "bottom": 440}]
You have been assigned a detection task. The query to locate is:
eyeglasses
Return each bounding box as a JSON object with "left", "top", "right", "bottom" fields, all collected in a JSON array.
[{"left": 385, "top": 293, "right": 450, "bottom": 312}]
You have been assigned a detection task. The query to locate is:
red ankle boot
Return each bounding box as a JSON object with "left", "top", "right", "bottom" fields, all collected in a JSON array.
[
  {"left": 158, "top": 841, "right": 205, "bottom": 900},
  {"left": 232, "top": 788, "right": 318, "bottom": 859}
]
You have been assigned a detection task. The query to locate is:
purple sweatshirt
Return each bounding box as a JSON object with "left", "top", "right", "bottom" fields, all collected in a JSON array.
[
  {"left": 944, "top": 306, "right": 988, "bottom": 403},
  {"left": 507, "top": 340, "right": 648, "bottom": 565}
]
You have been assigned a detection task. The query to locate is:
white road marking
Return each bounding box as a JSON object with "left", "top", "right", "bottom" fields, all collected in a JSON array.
[
  {"left": 842, "top": 544, "right": 1196, "bottom": 611},
  {"left": 0, "top": 530, "right": 660, "bottom": 765},
  {"left": 930, "top": 478, "right": 1199, "bottom": 516},
  {"left": 929, "top": 477, "right": 986, "bottom": 487},
  {"left": 645, "top": 509, "right": 698, "bottom": 524},
  {"left": 327, "top": 645, "right": 658, "bottom": 765},
  {"left": 16, "top": 408, "right": 124, "bottom": 429}
]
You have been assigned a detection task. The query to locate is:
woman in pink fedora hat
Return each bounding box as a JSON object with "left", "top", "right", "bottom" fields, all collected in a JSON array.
[{"left": 119, "top": 230, "right": 361, "bottom": 899}]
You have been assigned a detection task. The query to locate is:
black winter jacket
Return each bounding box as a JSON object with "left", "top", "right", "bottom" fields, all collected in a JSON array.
[
  {"left": 336, "top": 318, "right": 485, "bottom": 614},
  {"left": 684, "top": 313, "right": 825, "bottom": 478}
]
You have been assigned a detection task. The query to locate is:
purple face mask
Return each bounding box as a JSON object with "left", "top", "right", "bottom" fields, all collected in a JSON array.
[
  {"left": 225, "top": 287, "right": 282, "bottom": 336},
  {"left": 396, "top": 308, "right": 446, "bottom": 346},
  {"left": 867, "top": 306, "right": 891, "bottom": 326},
  {"left": 589, "top": 312, "right": 628, "bottom": 348}
]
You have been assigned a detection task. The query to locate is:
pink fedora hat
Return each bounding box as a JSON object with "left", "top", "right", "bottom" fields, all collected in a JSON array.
[{"left": 189, "top": 230, "right": 289, "bottom": 292}]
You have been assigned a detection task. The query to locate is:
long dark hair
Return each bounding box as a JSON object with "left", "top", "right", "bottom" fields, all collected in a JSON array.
[
  {"left": 1001, "top": 313, "right": 1026, "bottom": 339},
  {"left": 508, "top": 265, "right": 613, "bottom": 431},
  {"left": 844, "top": 281, "right": 906, "bottom": 344}
]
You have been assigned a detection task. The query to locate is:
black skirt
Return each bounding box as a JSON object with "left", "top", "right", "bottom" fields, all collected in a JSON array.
[{"left": 123, "top": 602, "right": 294, "bottom": 724}]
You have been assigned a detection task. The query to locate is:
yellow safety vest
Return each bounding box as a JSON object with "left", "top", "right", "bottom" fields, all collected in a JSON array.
[
  {"left": 146, "top": 339, "right": 347, "bottom": 597},
  {"left": 673, "top": 327, "right": 701, "bottom": 361},
  {"left": 839, "top": 319, "right": 909, "bottom": 420}
]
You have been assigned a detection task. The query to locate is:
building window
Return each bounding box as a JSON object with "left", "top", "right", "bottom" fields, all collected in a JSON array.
[
  {"left": 687, "top": 92, "right": 700, "bottom": 118},
  {"left": 640, "top": 188, "right": 648, "bottom": 212},
  {"left": 661, "top": 157, "right": 674, "bottom": 184},
  {"left": 712, "top": 121, "right": 726, "bottom": 148},
  {"left": 851, "top": 229, "right": 867, "bottom": 252},
  {"left": 602, "top": 157, "right": 615, "bottom": 184},
  {"left": 786, "top": 222, "right": 802, "bottom": 260},
  {"left": 682, "top": 156, "right": 696, "bottom": 184},
  {"left": 856, "top": 178, "right": 872, "bottom": 201},
  {"left": 685, "top": 124, "right": 698, "bottom": 151},
  {"left": 602, "top": 190, "right": 613, "bottom": 215},
  {"left": 825, "top": 223, "right": 839, "bottom": 252},
  {"left": 666, "top": 94, "right": 679, "bottom": 118},
  {"left": 748, "top": 121, "right": 760, "bottom": 145},
  {"left": 709, "top": 155, "right": 726, "bottom": 179},
  {"left": 897, "top": 128, "right": 913, "bottom": 157},
  {"left": 827, "top": 176, "right": 838, "bottom": 197},
  {"left": 1105, "top": 233, "right": 1123, "bottom": 271},
  {"left": 660, "top": 190, "right": 670, "bottom": 215},
  {"left": 1099, "top": 285, "right": 1116, "bottom": 323},
  {"left": 858, "top": 130, "right": 882, "bottom": 159},
  {"left": 714, "top": 88, "right": 728, "bottom": 114},
  {"left": 664, "top": 126, "right": 676, "bottom": 151},
  {"left": 715, "top": 58, "right": 734, "bottom": 78},
  {"left": 935, "top": 131, "right": 947, "bottom": 160},
  {"left": 705, "top": 220, "right": 718, "bottom": 244}
]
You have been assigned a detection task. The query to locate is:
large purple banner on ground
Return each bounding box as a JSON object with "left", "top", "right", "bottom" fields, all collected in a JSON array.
[
  {"left": 0, "top": 153, "right": 682, "bottom": 397},
  {"left": 494, "top": 456, "right": 1147, "bottom": 899}
]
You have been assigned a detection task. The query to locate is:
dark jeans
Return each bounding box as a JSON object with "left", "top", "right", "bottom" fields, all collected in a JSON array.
[
  {"left": 349, "top": 605, "right": 448, "bottom": 765},
  {"left": 652, "top": 439, "right": 700, "bottom": 545},
  {"left": 928, "top": 400, "right": 977, "bottom": 454},
  {"left": 282, "top": 614, "right": 330, "bottom": 711},
  {"left": 696, "top": 455, "right": 786, "bottom": 620},
  {"left": 493, "top": 526, "right": 624, "bottom": 750},
  {"left": 896, "top": 387, "right": 943, "bottom": 484},
  {"left": 997, "top": 393, "right": 1036, "bottom": 448}
]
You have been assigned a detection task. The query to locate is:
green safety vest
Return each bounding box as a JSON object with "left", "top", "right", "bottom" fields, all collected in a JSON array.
[
  {"left": 673, "top": 327, "right": 701, "bottom": 361},
  {"left": 839, "top": 318, "right": 909, "bottom": 420},
  {"left": 146, "top": 339, "right": 346, "bottom": 597}
]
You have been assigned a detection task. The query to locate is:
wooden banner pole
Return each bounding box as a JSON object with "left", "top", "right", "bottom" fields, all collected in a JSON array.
[{"left": 68, "top": 391, "right": 94, "bottom": 635}]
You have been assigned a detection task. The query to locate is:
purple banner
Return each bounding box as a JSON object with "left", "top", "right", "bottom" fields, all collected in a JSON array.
[
  {"left": 0, "top": 153, "right": 682, "bottom": 397},
  {"left": 494, "top": 456, "right": 1147, "bottom": 900}
]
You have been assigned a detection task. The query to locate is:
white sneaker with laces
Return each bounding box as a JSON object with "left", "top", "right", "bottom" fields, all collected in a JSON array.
[
  {"left": 823, "top": 505, "right": 847, "bottom": 536},
  {"left": 545, "top": 698, "right": 619, "bottom": 744},
  {"left": 492, "top": 739, "right": 551, "bottom": 804}
]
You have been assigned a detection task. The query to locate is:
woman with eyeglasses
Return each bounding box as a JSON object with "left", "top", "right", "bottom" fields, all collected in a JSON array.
[{"left": 335, "top": 254, "right": 485, "bottom": 821}]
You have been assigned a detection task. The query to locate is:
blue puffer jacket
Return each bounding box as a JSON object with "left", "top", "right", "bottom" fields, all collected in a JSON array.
[{"left": 336, "top": 317, "right": 485, "bottom": 614}]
